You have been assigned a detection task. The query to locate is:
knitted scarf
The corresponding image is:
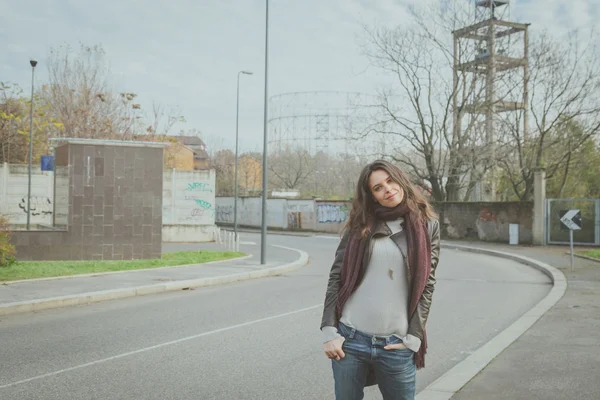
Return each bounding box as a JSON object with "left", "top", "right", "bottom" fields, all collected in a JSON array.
[{"left": 336, "top": 202, "right": 432, "bottom": 369}]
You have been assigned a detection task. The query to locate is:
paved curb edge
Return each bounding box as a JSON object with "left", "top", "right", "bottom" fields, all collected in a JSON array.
[
  {"left": 1, "top": 255, "right": 254, "bottom": 286},
  {"left": 0, "top": 246, "right": 308, "bottom": 317},
  {"left": 416, "top": 244, "right": 567, "bottom": 400},
  {"left": 573, "top": 253, "right": 600, "bottom": 264}
]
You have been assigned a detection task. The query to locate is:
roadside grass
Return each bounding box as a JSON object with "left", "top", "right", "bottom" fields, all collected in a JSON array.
[
  {"left": 580, "top": 249, "right": 600, "bottom": 260},
  {"left": 0, "top": 251, "right": 245, "bottom": 281}
]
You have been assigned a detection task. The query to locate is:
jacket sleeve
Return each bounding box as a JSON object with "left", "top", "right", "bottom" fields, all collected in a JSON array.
[
  {"left": 407, "top": 219, "right": 441, "bottom": 341},
  {"left": 320, "top": 231, "right": 350, "bottom": 330}
]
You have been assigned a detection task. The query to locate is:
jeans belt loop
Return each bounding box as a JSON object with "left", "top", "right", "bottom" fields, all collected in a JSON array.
[{"left": 348, "top": 326, "right": 356, "bottom": 339}]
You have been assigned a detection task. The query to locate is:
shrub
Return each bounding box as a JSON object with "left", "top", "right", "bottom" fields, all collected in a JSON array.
[{"left": 0, "top": 214, "right": 16, "bottom": 267}]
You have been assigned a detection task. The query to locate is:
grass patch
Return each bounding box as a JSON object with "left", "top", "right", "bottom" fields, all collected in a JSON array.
[
  {"left": 580, "top": 250, "right": 600, "bottom": 260},
  {"left": 0, "top": 251, "right": 245, "bottom": 282}
]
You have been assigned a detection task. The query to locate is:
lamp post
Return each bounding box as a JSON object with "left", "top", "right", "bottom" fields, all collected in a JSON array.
[
  {"left": 260, "top": 0, "right": 269, "bottom": 265},
  {"left": 234, "top": 71, "right": 253, "bottom": 237},
  {"left": 27, "top": 60, "right": 38, "bottom": 231}
]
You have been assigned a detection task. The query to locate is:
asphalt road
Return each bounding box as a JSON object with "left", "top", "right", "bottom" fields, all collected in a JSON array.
[{"left": 0, "top": 233, "right": 551, "bottom": 400}]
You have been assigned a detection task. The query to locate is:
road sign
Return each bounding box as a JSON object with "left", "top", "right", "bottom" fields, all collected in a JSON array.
[
  {"left": 560, "top": 209, "right": 582, "bottom": 271},
  {"left": 560, "top": 209, "right": 582, "bottom": 231}
]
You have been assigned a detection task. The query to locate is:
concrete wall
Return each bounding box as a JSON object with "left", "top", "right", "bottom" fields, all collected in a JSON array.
[
  {"left": 162, "top": 169, "right": 217, "bottom": 242},
  {"left": 0, "top": 163, "right": 68, "bottom": 227},
  {"left": 214, "top": 197, "right": 347, "bottom": 233},
  {"left": 287, "top": 199, "right": 316, "bottom": 230},
  {"left": 11, "top": 142, "right": 164, "bottom": 261},
  {"left": 315, "top": 201, "right": 350, "bottom": 234},
  {"left": 436, "top": 201, "right": 534, "bottom": 244},
  {"left": 214, "top": 197, "right": 534, "bottom": 243},
  {"left": 215, "top": 197, "right": 287, "bottom": 229}
]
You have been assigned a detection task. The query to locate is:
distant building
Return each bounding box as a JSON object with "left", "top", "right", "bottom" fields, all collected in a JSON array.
[
  {"left": 172, "top": 135, "right": 210, "bottom": 170},
  {"left": 166, "top": 143, "right": 195, "bottom": 171}
]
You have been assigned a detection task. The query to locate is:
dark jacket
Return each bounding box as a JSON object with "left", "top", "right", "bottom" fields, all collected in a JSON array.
[{"left": 320, "top": 218, "right": 441, "bottom": 343}]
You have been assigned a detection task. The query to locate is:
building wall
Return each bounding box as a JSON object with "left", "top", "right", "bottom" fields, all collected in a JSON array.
[
  {"left": 11, "top": 142, "right": 164, "bottom": 260},
  {"left": 165, "top": 144, "right": 194, "bottom": 171},
  {"left": 193, "top": 158, "right": 209, "bottom": 170}
]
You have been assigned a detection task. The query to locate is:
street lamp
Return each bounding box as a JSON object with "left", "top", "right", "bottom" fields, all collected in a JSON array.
[
  {"left": 234, "top": 70, "right": 253, "bottom": 236},
  {"left": 260, "top": 0, "right": 269, "bottom": 265},
  {"left": 27, "top": 59, "right": 38, "bottom": 231}
]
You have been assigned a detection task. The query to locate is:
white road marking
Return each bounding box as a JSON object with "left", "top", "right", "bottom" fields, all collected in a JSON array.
[
  {"left": 312, "top": 235, "right": 340, "bottom": 240},
  {"left": 0, "top": 304, "right": 322, "bottom": 390}
]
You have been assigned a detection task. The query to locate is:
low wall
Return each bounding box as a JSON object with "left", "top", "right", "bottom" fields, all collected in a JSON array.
[
  {"left": 315, "top": 201, "right": 350, "bottom": 234},
  {"left": 162, "top": 225, "right": 217, "bottom": 242},
  {"left": 162, "top": 169, "right": 217, "bottom": 242},
  {"left": 215, "top": 197, "right": 288, "bottom": 229},
  {"left": 214, "top": 197, "right": 534, "bottom": 244},
  {"left": 0, "top": 163, "right": 69, "bottom": 228},
  {"left": 436, "top": 201, "right": 533, "bottom": 244}
]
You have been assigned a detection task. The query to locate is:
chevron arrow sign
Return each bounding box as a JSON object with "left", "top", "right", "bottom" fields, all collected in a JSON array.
[{"left": 560, "top": 209, "right": 582, "bottom": 231}]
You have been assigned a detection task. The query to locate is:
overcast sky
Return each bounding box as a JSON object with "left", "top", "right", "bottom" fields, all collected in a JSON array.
[{"left": 1, "top": 0, "right": 598, "bottom": 153}]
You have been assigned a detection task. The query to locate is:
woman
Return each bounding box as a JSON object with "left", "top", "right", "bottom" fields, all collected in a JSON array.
[{"left": 320, "top": 160, "right": 440, "bottom": 400}]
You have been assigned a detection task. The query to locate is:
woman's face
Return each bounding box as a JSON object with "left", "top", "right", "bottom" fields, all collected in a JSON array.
[{"left": 368, "top": 169, "right": 404, "bottom": 208}]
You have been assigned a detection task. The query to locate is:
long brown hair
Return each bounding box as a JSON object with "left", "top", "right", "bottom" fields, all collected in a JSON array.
[{"left": 344, "top": 160, "right": 437, "bottom": 237}]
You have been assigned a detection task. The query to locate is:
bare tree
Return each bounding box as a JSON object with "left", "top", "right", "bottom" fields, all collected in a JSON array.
[
  {"left": 497, "top": 31, "right": 600, "bottom": 200},
  {"left": 268, "top": 145, "right": 314, "bottom": 190},
  {"left": 144, "top": 103, "right": 185, "bottom": 136},
  {"left": 361, "top": 1, "right": 492, "bottom": 201},
  {"left": 42, "top": 43, "right": 139, "bottom": 139}
]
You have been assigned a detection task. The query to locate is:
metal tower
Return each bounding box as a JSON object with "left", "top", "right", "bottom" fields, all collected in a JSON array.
[{"left": 452, "top": 0, "right": 529, "bottom": 200}]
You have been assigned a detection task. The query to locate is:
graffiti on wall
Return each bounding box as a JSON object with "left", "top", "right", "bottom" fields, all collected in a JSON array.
[
  {"left": 215, "top": 205, "right": 234, "bottom": 223},
  {"left": 18, "top": 196, "right": 53, "bottom": 216},
  {"left": 186, "top": 199, "right": 215, "bottom": 220},
  {"left": 317, "top": 204, "right": 348, "bottom": 224},
  {"left": 185, "top": 182, "right": 213, "bottom": 192},
  {"left": 168, "top": 177, "right": 216, "bottom": 225}
]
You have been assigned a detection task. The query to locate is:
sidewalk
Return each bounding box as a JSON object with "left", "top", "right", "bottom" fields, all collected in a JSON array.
[
  {"left": 0, "top": 241, "right": 308, "bottom": 316},
  {"left": 432, "top": 241, "right": 600, "bottom": 400}
]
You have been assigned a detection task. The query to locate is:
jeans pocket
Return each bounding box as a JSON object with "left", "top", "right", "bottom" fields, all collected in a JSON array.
[{"left": 337, "top": 322, "right": 350, "bottom": 338}]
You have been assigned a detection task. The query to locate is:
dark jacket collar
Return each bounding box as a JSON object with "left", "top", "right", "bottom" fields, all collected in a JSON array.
[{"left": 371, "top": 218, "right": 404, "bottom": 237}]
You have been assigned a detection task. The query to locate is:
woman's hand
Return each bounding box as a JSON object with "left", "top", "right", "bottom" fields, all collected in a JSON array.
[
  {"left": 324, "top": 336, "right": 345, "bottom": 360},
  {"left": 384, "top": 343, "right": 407, "bottom": 350}
]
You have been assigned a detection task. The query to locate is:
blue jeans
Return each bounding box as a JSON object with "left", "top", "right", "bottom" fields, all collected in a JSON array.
[{"left": 332, "top": 323, "right": 416, "bottom": 400}]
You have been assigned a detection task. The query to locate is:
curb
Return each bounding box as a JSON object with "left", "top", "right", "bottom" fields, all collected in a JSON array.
[
  {"left": 0, "top": 245, "right": 309, "bottom": 317},
  {"left": 416, "top": 244, "right": 567, "bottom": 400},
  {"left": 0, "top": 255, "right": 253, "bottom": 286},
  {"left": 573, "top": 253, "right": 600, "bottom": 264}
]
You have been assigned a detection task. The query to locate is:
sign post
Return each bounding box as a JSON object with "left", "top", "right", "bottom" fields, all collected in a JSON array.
[{"left": 560, "top": 209, "right": 582, "bottom": 271}]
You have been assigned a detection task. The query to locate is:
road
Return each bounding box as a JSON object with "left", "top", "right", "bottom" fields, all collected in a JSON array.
[{"left": 0, "top": 233, "right": 551, "bottom": 399}]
